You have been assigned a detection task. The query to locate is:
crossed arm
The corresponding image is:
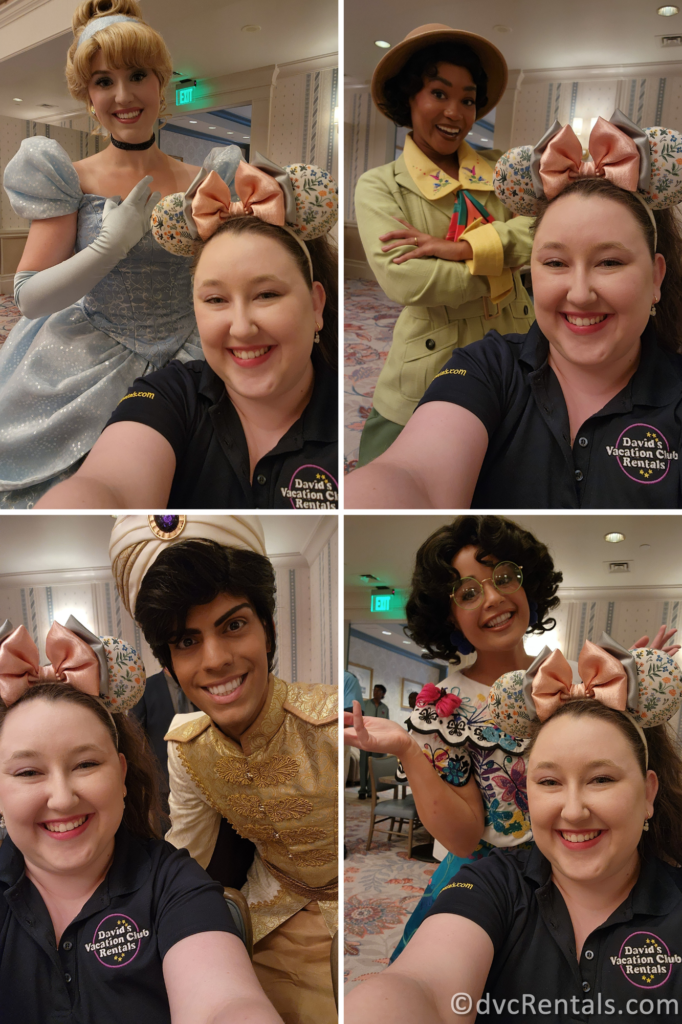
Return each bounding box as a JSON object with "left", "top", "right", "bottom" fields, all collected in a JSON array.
[{"left": 345, "top": 402, "right": 488, "bottom": 509}]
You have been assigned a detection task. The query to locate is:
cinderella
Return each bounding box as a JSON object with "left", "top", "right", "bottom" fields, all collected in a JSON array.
[{"left": 0, "top": 0, "right": 241, "bottom": 506}]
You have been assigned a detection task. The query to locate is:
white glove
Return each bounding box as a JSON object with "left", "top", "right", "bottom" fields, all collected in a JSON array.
[{"left": 14, "top": 176, "right": 161, "bottom": 320}]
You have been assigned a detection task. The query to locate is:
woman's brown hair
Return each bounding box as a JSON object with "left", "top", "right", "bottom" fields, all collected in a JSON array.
[
  {"left": 66, "top": 0, "right": 173, "bottom": 119},
  {"left": 192, "top": 215, "right": 338, "bottom": 369},
  {"left": 0, "top": 683, "right": 163, "bottom": 841},
  {"left": 531, "top": 176, "right": 682, "bottom": 353},
  {"left": 528, "top": 699, "right": 682, "bottom": 865}
]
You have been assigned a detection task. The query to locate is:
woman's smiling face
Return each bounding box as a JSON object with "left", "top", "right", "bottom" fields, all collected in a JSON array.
[
  {"left": 531, "top": 193, "right": 666, "bottom": 369},
  {"left": 0, "top": 699, "right": 126, "bottom": 877},
  {"left": 88, "top": 51, "right": 161, "bottom": 141},
  {"left": 408, "top": 62, "right": 478, "bottom": 160},
  {"left": 193, "top": 229, "right": 326, "bottom": 404},
  {"left": 528, "top": 712, "right": 657, "bottom": 885},
  {"left": 450, "top": 545, "right": 530, "bottom": 653}
]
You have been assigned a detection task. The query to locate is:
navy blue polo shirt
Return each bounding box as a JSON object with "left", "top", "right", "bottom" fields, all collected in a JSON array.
[
  {"left": 418, "top": 322, "right": 682, "bottom": 508},
  {"left": 0, "top": 826, "right": 239, "bottom": 1024},
  {"left": 426, "top": 845, "right": 682, "bottom": 1023},
  {"left": 105, "top": 346, "right": 338, "bottom": 509}
]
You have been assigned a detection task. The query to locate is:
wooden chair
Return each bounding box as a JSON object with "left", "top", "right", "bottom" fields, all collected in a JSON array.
[
  {"left": 223, "top": 887, "right": 253, "bottom": 959},
  {"left": 366, "top": 754, "right": 420, "bottom": 857}
]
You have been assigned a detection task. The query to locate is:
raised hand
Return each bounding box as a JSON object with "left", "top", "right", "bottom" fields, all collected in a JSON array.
[
  {"left": 631, "top": 624, "right": 681, "bottom": 657},
  {"left": 344, "top": 700, "right": 416, "bottom": 758},
  {"left": 98, "top": 176, "right": 162, "bottom": 257}
]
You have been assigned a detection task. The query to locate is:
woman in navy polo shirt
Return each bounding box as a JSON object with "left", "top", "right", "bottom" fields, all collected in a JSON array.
[
  {"left": 347, "top": 646, "right": 682, "bottom": 1023},
  {"left": 38, "top": 160, "right": 339, "bottom": 511},
  {"left": 347, "top": 113, "right": 682, "bottom": 510},
  {"left": 0, "top": 680, "right": 282, "bottom": 1024}
]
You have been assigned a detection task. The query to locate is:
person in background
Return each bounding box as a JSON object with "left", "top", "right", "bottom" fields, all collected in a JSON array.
[
  {"left": 131, "top": 666, "right": 197, "bottom": 815},
  {"left": 404, "top": 690, "right": 418, "bottom": 729},
  {"left": 358, "top": 684, "right": 390, "bottom": 800}
]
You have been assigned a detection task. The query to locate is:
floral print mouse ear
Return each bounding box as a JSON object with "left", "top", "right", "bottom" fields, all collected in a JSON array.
[
  {"left": 494, "top": 146, "right": 539, "bottom": 216},
  {"left": 286, "top": 164, "right": 338, "bottom": 239},
  {"left": 488, "top": 633, "right": 682, "bottom": 739}
]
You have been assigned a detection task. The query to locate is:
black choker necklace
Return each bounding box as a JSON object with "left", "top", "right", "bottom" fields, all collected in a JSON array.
[{"left": 110, "top": 133, "right": 156, "bottom": 151}]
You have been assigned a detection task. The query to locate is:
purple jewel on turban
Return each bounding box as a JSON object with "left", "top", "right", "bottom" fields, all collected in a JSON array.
[{"left": 155, "top": 515, "right": 179, "bottom": 533}]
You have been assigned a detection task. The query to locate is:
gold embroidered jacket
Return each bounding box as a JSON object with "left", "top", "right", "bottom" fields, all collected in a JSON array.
[{"left": 164, "top": 676, "right": 337, "bottom": 943}]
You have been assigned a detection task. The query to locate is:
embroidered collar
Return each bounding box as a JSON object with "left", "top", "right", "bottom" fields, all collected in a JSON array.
[{"left": 403, "top": 133, "right": 495, "bottom": 200}]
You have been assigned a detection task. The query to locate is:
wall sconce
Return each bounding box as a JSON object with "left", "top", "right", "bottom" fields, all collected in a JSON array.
[{"left": 572, "top": 117, "right": 583, "bottom": 135}]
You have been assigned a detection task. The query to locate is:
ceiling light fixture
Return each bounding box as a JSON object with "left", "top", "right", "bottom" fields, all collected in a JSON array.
[
  {"left": 375, "top": 40, "right": 391, "bottom": 48},
  {"left": 402, "top": 640, "right": 411, "bottom": 644},
  {"left": 605, "top": 532, "right": 625, "bottom": 543},
  {"left": 243, "top": 136, "right": 250, "bottom": 139},
  {"left": 494, "top": 24, "right": 512, "bottom": 33},
  {"left": 242, "top": 24, "right": 261, "bottom": 32},
  {"left": 189, "top": 119, "right": 197, "bottom": 123},
  {"left": 208, "top": 126, "right": 216, "bottom": 130},
  {"left": 382, "top": 631, "right": 392, "bottom": 635},
  {"left": 658, "top": 5, "right": 679, "bottom": 14},
  {"left": 226, "top": 131, "right": 234, "bottom": 134},
  {"left": 12, "top": 97, "right": 22, "bottom": 103}
]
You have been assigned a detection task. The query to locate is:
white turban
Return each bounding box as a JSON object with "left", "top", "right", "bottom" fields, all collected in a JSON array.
[{"left": 109, "top": 515, "right": 267, "bottom": 616}]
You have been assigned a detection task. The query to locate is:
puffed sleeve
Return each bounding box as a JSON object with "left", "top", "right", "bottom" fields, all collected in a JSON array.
[
  {"left": 165, "top": 734, "right": 222, "bottom": 869},
  {"left": 203, "top": 144, "right": 242, "bottom": 187},
  {"left": 3, "top": 137, "right": 82, "bottom": 220}
]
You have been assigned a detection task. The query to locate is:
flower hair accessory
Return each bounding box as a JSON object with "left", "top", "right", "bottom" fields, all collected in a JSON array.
[
  {"left": 494, "top": 108, "right": 682, "bottom": 217},
  {"left": 488, "top": 632, "right": 682, "bottom": 742},
  {"left": 0, "top": 615, "right": 145, "bottom": 712},
  {"left": 151, "top": 152, "right": 338, "bottom": 269},
  {"left": 416, "top": 682, "right": 462, "bottom": 719}
]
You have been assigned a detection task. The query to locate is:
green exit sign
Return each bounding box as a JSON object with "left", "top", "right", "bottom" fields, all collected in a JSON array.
[
  {"left": 371, "top": 594, "right": 392, "bottom": 612},
  {"left": 176, "top": 86, "right": 195, "bottom": 105}
]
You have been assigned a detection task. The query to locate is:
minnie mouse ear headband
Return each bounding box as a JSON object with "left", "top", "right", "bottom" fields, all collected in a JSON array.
[
  {"left": 371, "top": 23, "right": 508, "bottom": 121},
  {"left": 0, "top": 616, "right": 145, "bottom": 713},
  {"left": 488, "top": 633, "right": 682, "bottom": 765},
  {"left": 494, "top": 108, "right": 682, "bottom": 234},
  {"left": 109, "top": 514, "right": 267, "bottom": 617},
  {"left": 151, "top": 149, "right": 338, "bottom": 276}
]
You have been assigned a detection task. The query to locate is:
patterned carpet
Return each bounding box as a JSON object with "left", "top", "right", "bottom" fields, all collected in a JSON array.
[
  {"left": 344, "top": 788, "right": 435, "bottom": 993},
  {"left": 0, "top": 294, "right": 20, "bottom": 344},
  {"left": 344, "top": 278, "right": 400, "bottom": 472}
]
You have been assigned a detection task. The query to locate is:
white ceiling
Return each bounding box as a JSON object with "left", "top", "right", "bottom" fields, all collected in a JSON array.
[
  {"left": 0, "top": 514, "right": 332, "bottom": 576},
  {"left": 344, "top": 1, "right": 682, "bottom": 86},
  {"left": 0, "top": 0, "right": 337, "bottom": 120},
  {"left": 345, "top": 514, "right": 682, "bottom": 596},
  {"left": 164, "top": 107, "right": 252, "bottom": 150}
]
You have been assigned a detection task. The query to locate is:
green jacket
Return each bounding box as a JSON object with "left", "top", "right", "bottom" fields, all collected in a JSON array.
[{"left": 355, "top": 145, "right": 536, "bottom": 425}]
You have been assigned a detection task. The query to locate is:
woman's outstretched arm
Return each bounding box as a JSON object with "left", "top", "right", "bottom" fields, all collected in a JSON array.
[
  {"left": 36, "top": 422, "right": 175, "bottom": 509},
  {"left": 345, "top": 703, "right": 485, "bottom": 856},
  {"left": 345, "top": 402, "right": 488, "bottom": 509},
  {"left": 345, "top": 914, "right": 493, "bottom": 1024}
]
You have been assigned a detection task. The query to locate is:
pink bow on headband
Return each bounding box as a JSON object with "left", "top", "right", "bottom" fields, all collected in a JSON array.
[
  {"left": 538, "top": 117, "right": 641, "bottom": 200},
  {"left": 0, "top": 622, "right": 101, "bottom": 706},
  {"left": 191, "top": 163, "right": 286, "bottom": 240},
  {"left": 531, "top": 640, "right": 628, "bottom": 722}
]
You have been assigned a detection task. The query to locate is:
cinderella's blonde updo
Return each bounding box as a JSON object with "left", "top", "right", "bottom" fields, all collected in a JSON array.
[{"left": 66, "top": 0, "right": 173, "bottom": 117}]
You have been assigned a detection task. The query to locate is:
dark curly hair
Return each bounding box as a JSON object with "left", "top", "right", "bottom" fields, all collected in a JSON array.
[
  {"left": 134, "top": 538, "right": 277, "bottom": 677},
  {"left": 527, "top": 699, "right": 682, "bottom": 865},
  {"left": 531, "top": 176, "right": 682, "bottom": 353},
  {"left": 405, "top": 516, "right": 562, "bottom": 663},
  {"left": 381, "top": 43, "right": 488, "bottom": 128}
]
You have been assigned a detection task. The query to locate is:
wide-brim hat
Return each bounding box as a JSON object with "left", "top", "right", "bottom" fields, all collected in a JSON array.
[{"left": 371, "top": 24, "right": 508, "bottom": 122}]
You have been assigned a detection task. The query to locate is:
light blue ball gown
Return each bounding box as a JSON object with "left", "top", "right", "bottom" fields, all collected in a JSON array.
[{"left": 0, "top": 136, "right": 241, "bottom": 507}]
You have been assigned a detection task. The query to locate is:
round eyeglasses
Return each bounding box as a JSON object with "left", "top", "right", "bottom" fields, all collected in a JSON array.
[{"left": 451, "top": 562, "right": 524, "bottom": 609}]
